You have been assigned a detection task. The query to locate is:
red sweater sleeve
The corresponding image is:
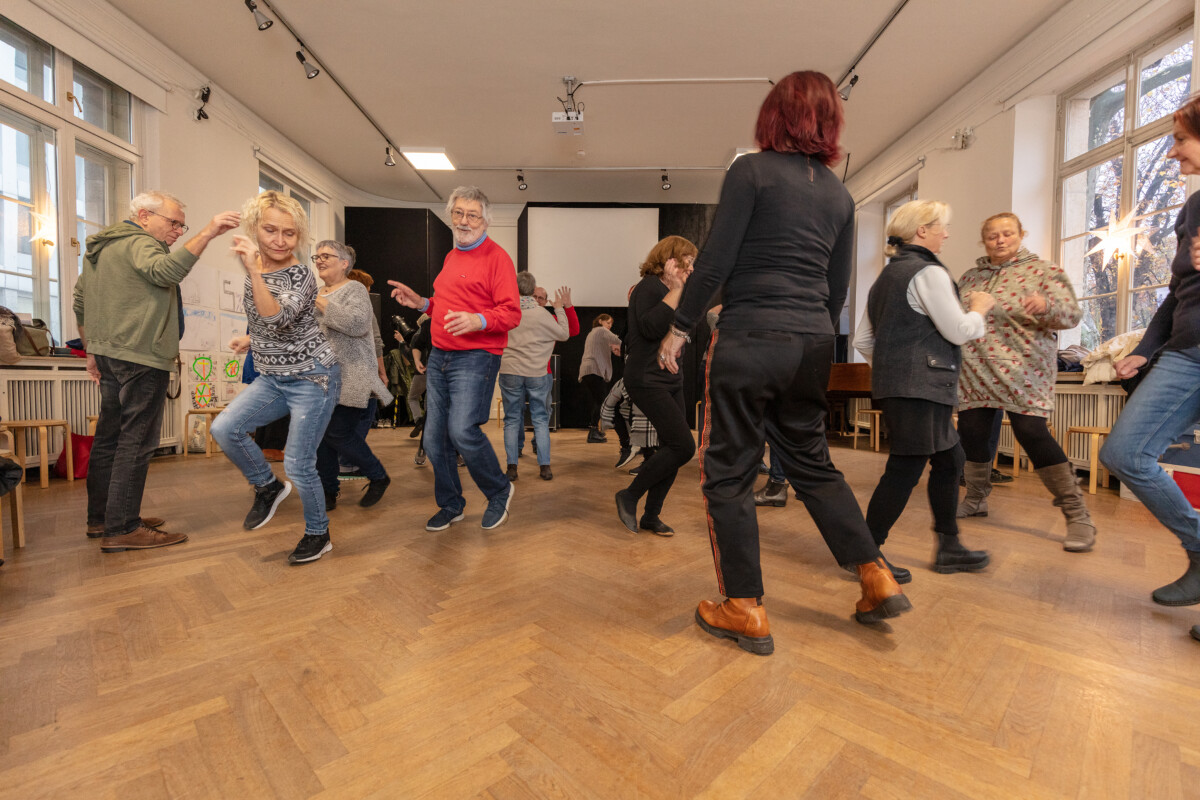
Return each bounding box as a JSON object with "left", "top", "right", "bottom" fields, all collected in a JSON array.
[{"left": 566, "top": 306, "right": 580, "bottom": 337}]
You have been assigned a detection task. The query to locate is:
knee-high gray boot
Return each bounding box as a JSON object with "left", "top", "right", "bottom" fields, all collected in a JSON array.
[
  {"left": 1036, "top": 462, "right": 1096, "bottom": 552},
  {"left": 957, "top": 460, "right": 993, "bottom": 518}
]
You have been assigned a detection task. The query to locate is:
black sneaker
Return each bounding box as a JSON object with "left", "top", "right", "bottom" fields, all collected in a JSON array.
[
  {"left": 360, "top": 476, "right": 390, "bottom": 507},
  {"left": 616, "top": 447, "right": 639, "bottom": 469},
  {"left": 991, "top": 468, "right": 1014, "bottom": 484},
  {"left": 481, "top": 483, "right": 514, "bottom": 529},
  {"left": 244, "top": 479, "right": 292, "bottom": 530},
  {"left": 426, "top": 507, "right": 465, "bottom": 531},
  {"left": 288, "top": 533, "right": 331, "bottom": 564},
  {"left": 587, "top": 427, "right": 607, "bottom": 443},
  {"left": 325, "top": 490, "right": 338, "bottom": 511}
]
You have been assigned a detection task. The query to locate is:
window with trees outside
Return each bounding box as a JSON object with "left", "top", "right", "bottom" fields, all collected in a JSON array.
[{"left": 1057, "top": 23, "right": 1193, "bottom": 351}]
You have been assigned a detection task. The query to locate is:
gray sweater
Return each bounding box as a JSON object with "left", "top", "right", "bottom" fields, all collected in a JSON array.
[
  {"left": 314, "top": 280, "right": 393, "bottom": 408},
  {"left": 500, "top": 297, "right": 570, "bottom": 377}
]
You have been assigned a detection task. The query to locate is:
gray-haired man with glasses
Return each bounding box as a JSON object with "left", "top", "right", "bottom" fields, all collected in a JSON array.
[{"left": 74, "top": 190, "right": 240, "bottom": 551}]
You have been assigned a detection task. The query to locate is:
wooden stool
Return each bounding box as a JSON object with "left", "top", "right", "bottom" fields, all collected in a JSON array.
[
  {"left": 0, "top": 426, "right": 25, "bottom": 552},
  {"left": 852, "top": 409, "right": 884, "bottom": 452},
  {"left": 1067, "top": 426, "right": 1111, "bottom": 494},
  {"left": 86, "top": 415, "right": 98, "bottom": 435},
  {"left": 183, "top": 408, "right": 226, "bottom": 458},
  {"left": 1, "top": 419, "right": 72, "bottom": 489}
]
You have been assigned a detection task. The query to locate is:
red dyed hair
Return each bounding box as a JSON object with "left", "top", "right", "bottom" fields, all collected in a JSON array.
[
  {"left": 1175, "top": 93, "right": 1200, "bottom": 139},
  {"left": 754, "top": 71, "right": 844, "bottom": 166}
]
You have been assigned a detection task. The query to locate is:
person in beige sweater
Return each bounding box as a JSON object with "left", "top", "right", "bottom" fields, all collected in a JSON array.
[{"left": 498, "top": 272, "right": 569, "bottom": 480}]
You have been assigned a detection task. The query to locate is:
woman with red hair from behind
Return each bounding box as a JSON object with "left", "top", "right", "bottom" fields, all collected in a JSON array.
[{"left": 659, "top": 71, "right": 912, "bottom": 655}]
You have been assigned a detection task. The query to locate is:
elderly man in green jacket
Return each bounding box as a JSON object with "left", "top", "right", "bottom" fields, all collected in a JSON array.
[{"left": 73, "top": 190, "right": 239, "bottom": 552}]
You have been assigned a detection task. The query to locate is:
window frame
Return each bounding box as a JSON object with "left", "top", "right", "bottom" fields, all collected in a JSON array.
[
  {"left": 258, "top": 164, "right": 327, "bottom": 262},
  {"left": 1053, "top": 18, "right": 1193, "bottom": 347}
]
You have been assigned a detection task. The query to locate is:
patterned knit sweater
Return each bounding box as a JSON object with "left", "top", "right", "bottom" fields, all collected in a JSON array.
[
  {"left": 245, "top": 263, "right": 335, "bottom": 376},
  {"left": 956, "top": 248, "right": 1082, "bottom": 417}
]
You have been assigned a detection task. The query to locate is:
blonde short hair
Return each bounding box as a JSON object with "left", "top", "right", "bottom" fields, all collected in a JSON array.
[
  {"left": 885, "top": 200, "right": 951, "bottom": 257},
  {"left": 242, "top": 190, "right": 309, "bottom": 250}
]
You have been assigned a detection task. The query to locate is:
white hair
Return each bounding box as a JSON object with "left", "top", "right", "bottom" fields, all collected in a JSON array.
[
  {"left": 445, "top": 185, "right": 492, "bottom": 224},
  {"left": 129, "top": 190, "right": 184, "bottom": 219}
]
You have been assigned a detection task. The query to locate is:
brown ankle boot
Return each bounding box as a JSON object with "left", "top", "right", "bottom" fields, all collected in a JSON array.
[
  {"left": 855, "top": 557, "right": 913, "bottom": 624},
  {"left": 100, "top": 525, "right": 187, "bottom": 552},
  {"left": 1036, "top": 462, "right": 1096, "bottom": 552},
  {"left": 695, "top": 597, "right": 774, "bottom": 655}
]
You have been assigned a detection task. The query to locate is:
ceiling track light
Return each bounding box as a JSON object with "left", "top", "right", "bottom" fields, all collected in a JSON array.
[
  {"left": 661, "top": 172, "right": 671, "bottom": 191},
  {"left": 517, "top": 172, "right": 528, "bottom": 191},
  {"left": 296, "top": 49, "right": 319, "bottom": 79},
  {"left": 838, "top": 73, "right": 859, "bottom": 102},
  {"left": 244, "top": 0, "right": 273, "bottom": 31},
  {"left": 384, "top": 146, "right": 396, "bottom": 167}
]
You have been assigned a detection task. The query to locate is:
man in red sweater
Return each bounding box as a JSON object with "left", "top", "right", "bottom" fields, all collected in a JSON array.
[{"left": 389, "top": 187, "right": 520, "bottom": 531}]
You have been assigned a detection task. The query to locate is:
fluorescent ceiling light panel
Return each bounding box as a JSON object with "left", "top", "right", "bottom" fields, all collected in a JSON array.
[{"left": 401, "top": 149, "right": 456, "bottom": 170}]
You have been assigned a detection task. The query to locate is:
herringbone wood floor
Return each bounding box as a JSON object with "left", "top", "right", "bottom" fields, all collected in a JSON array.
[{"left": 0, "top": 426, "right": 1196, "bottom": 799}]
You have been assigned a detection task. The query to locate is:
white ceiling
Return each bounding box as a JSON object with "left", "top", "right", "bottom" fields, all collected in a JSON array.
[{"left": 107, "top": 0, "right": 1073, "bottom": 205}]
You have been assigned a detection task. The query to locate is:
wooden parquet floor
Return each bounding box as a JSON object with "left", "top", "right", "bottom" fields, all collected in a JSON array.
[{"left": 0, "top": 426, "right": 1197, "bottom": 799}]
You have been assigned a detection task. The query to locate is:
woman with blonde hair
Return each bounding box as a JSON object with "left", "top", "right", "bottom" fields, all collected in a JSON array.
[
  {"left": 854, "top": 200, "right": 993, "bottom": 579},
  {"left": 614, "top": 235, "right": 698, "bottom": 536},
  {"left": 211, "top": 191, "right": 341, "bottom": 565},
  {"left": 956, "top": 211, "right": 1094, "bottom": 553}
]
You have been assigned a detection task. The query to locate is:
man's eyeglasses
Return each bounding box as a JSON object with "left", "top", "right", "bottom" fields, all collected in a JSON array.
[
  {"left": 147, "top": 210, "right": 188, "bottom": 233},
  {"left": 450, "top": 209, "right": 484, "bottom": 224},
  {"left": 311, "top": 253, "right": 343, "bottom": 264}
]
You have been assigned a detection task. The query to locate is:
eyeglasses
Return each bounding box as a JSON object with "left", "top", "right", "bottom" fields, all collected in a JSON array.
[
  {"left": 147, "top": 210, "right": 188, "bottom": 233},
  {"left": 311, "top": 253, "right": 343, "bottom": 264},
  {"left": 450, "top": 209, "right": 484, "bottom": 224}
]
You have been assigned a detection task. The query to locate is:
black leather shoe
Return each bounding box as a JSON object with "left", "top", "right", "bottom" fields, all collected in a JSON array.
[
  {"left": 615, "top": 490, "right": 638, "bottom": 532},
  {"left": 359, "top": 476, "right": 390, "bottom": 507},
  {"left": 638, "top": 515, "right": 674, "bottom": 537}
]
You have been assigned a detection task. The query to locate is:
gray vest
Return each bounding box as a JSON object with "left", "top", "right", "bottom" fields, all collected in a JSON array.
[{"left": 866, "top": 247, "right": 960, "bottom": 406}]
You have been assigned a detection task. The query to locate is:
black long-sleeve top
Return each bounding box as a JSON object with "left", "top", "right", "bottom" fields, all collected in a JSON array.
[
  {"left": 674, "top": 150, "right": 855, "bottom": 335},
  {"left": 625, "top": 274, "right": 682, "bottom": 391},
  {"left": 1132, "top": 191, "right": 1200, "bottom": 360}
]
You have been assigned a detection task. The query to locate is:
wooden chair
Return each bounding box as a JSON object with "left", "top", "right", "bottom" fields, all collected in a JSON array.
[
  {"left": 183, "top": 408, "right": 226, "bottom": 458},
  {"left": 86, "top": 415, "right": 98, "bottom": 435},
  {"left": 997, "top": 419, "right": 1056, "bottom": 478},
  {"left": 852, "top": 409, "right": 885, "bottom": 452},
  {"left": 0, "top": 426, "right": 25, "bottom": 553},
  {"left": 1067, "top": 425, "right": 1111, "bottom": 494},
  {"left": 2, "top": 419, "right": 72, "bottom": 489}
]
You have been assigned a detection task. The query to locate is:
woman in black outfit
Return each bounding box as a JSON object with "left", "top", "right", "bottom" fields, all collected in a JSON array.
[
  {"left": 660, "top": 71, "right": 911, "bottom": 656},
  {"left": 615, "top": 236, "right": 698, "bottom": 537}
]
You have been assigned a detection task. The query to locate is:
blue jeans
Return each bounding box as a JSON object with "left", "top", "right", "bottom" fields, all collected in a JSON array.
[
  {"left": 317, "top": 403, "right": 387, "bottom": 496},
  {"left": 87, "top": 355, "right": 170, "bottom": 535},
  {"left": 767, "top": 440, "right": 785, "bottom": 483},
  {"left": 212, "top": 362, "right": 341, "bottom": 535},
  {"left": 1101, "top": 347, "right": 1200, "bottom": 552},
  {"left": 425, "top": 347, "right": 508, "bottom": 513},
  {"left": 500, "top": 373, "right": 553, "bottom": 466}
]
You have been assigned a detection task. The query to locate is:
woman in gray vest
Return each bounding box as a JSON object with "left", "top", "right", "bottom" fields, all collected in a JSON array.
[{"left": 853, "top": 200, "right": 994, "bottom": 578}]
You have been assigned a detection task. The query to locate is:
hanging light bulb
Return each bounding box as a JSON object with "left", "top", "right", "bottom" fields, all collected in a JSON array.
[
  {"left": 661, "top": 172, "right": 671, "bottom": 191},
  {"left": 296, "top": 50, "right": 319, "bottom": 80},
  {"left": 517, "top": 172, "right": 528, "bottom": 191},
  {"left": 244, "top": 0, "right": 273, "bottom": 31},
  {"left": 839, "top": 74, "right": 859, "bottom": 102},
  {"left": 384, "top": 146, "right": 397, "bottom": 167}
]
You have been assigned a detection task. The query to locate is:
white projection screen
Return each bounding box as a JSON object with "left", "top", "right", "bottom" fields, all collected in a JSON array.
[{"left": 525, "top": 207, "right": 660, "bottom": 307}]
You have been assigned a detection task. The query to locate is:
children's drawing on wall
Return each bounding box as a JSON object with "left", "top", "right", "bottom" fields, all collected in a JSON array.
[
  {"left": 191, "top": 382, "right": 216, "bottom": 408},
  {"left": 220, "top": 271, "right": 245, "bottom": 313},
  {"left": 180, "top": 271, "right": 219, "bottom": 308},
  {"left": 219, "top": 313, "right": 247, "bottom": 352},
  {"left": 223, "top": 357, "right": 241, "bottom": 381},
  {"left": 190, "top": 353, "right": 215, "bottom": 382},
  {"left": 180, "top": 307, "right": 218, "bottom": 351},
  {"left": 220, "top": 381, "right": 242, "bottom": 402},
  {"left": 187, "top": 353, "right": 218, "bottom": 408}
]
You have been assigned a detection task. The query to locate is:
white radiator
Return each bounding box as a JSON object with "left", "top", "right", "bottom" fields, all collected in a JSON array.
[{"left": 0, "top": 358, "right": 179, "bottom": 466}]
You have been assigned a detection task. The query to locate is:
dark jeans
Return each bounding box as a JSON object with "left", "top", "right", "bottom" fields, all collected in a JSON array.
[
  {"left": 425, "top": 347, "right": 508, "bottom": 513},
  {"left": 317, "top": 403, "right": 388, "bottom": 496},
  {"left": 580, "top": 374, "right": 609, "bottom": 428},
  {"left": 957, "top": 407, "right": 1066, "bottom": 467},
  {"left": 701, "top": 330, "right": 879, "bottom": 598},
  {"left": 866, "top": 444, "right": 965, "bottom": 545},
  {"left": 624, "top": 382, "right": 695, "bottom": 517},
  {"left": 87, "top": 354, "right": 170, "bottom": 535}
]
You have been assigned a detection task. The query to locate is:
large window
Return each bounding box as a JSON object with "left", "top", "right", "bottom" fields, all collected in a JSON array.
[
  {"left": 1057, "top": 25, "right": 1192, "bottom": 350},
  {"left": 0, "top": 15, "right": 137, "bottom": 342},
  {"left": 259, "top": 167, "right": 321, "bottom": 262}
]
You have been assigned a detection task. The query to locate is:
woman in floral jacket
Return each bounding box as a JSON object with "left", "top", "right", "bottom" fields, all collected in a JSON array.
[{"left": 956, "top": 212, "right": 1098, "bottom": 553}]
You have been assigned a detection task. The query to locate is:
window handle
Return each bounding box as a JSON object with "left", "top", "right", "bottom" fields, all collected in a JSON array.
[{"left": 66, "top": 91, "right": 83, "bottom": 113}]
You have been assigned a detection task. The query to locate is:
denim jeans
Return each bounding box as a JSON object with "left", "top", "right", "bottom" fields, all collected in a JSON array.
[
  {"left": 500, "top": 372, "right": 552, "bottom": 466},
  {"left": 317, "top": 403, "right": 387, "bottom": 496},
  {"left": 212, "top": 361, "right": 341, "bottom": 535},
  {"left": 425, "top": 347, "right": 507, "bottom": 513},
  {"left": 87, "top": 355, "right": 170, "bottom": 535},
  {"left": 1101, "top": 347, "right": 1200, "bottom": 552},
  {"left": 767, "top": 441, "right": 785, "bottom": 483}
]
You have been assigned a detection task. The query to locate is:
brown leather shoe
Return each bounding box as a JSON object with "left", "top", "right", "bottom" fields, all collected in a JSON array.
[
  {"left": 262, "top": 449, "right": 285, "bottom": 462},
  {"left": 855, "top": 557, "right": 913, "bottom": 624},
  {"left": 87, "top": 516, "right": 166, "bottom": 538},
  {"left": 100, "top": 525, "right": 187, "bottom": 552},
  {"left": 695, "top": 597, "right": 774, "bottom": 655}
]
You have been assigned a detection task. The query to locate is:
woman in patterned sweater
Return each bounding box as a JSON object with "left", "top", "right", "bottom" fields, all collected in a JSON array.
[
  {"left": 212, "top": 191, "right": 341, "bottom": 565},
  {"left": 955, "top": 212, "right": 1097, "bottom": 553}
]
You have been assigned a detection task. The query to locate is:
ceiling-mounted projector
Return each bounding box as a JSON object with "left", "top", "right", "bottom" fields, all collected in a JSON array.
[{"left": 552, "top": 110, "right": 584, "bottom": 135}]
